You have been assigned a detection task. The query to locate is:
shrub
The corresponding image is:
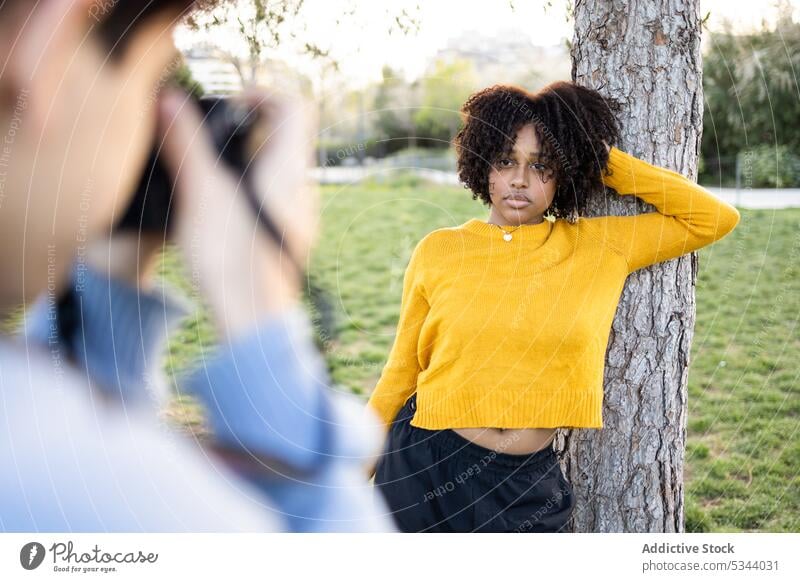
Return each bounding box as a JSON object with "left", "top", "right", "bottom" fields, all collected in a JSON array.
[{"left": 737, "top": 145, "right": 800, "bottom": 188}]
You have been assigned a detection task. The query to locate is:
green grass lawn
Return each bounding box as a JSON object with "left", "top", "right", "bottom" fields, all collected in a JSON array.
[
  {"left": 686, "top": 205, "right": 799, "bottom": 533},
  {"left": 161, "top": 175, "right": 799, "bottom": 533}
]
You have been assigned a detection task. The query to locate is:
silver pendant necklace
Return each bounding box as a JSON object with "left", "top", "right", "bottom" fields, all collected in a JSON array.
[{"left": 492, "top": 223, "right": 522, "bottom": 242}]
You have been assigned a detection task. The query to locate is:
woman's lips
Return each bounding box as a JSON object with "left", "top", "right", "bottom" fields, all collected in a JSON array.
[{"left": 505, "top": 197, "right": 531, "bottom": 209}]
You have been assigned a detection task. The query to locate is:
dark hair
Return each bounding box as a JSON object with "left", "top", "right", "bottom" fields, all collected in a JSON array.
[
  {"left": 97, "top": 1, "right": 202, "bottom": 58},
  {"left": 452, "top": 81, "right": 620, "bottom": 222},
  {"left": 0, "top": 1, "right": 205, "bottom": 59}
]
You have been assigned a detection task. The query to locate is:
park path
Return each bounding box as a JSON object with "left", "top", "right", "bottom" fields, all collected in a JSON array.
[{"left": 311, "top": 167, "right": 800, "bottom": 209}]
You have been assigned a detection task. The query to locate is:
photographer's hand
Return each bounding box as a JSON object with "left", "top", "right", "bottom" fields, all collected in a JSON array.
[
  {"left": 84, "top": 233, "right": 164, "bottom": 290},
  {"left": 157, "top": 88, "right": 319, "bottom": 339},
  {"left": 153, "top": 91, "right": 395, "bottom": 530}
]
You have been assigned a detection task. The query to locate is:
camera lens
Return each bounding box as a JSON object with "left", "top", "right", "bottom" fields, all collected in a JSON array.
[{"left": 117, "top": 96, "right": 261, "bottom": 236}]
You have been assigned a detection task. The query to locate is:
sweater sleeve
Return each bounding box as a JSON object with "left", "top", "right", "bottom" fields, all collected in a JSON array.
[
  {"left": 592, "top": 147, "right": 741, "bottom": 274},
  {"left": 366, "top": 238, "right": 430, "bottom": 430},
  {"left": 22, "top": 262, "right": 187, "bottom": 410}
]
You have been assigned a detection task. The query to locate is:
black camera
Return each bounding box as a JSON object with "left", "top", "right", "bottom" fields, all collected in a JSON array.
[{"left": 117, "top": 95, "right": 261, "bottom": 235}]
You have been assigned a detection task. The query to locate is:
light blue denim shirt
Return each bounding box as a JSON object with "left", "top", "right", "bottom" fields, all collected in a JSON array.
[{"left": 1, "top": 263, "right": 392, "bottom": 532}]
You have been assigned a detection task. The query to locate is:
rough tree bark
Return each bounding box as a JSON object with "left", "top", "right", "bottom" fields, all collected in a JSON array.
[{"left": 554, "top": 0, "right": 704, "bottom": 532}]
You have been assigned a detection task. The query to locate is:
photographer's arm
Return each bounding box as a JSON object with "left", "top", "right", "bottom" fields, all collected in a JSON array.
[
  {"left": 157, "top": 90, "right": 392, "bottom": 532},
  {"left": 179, "top": 305, "right": 391, "bottom": 531},
  {"left": 23, "top": 234, "right": 186, "bottom": 409}
]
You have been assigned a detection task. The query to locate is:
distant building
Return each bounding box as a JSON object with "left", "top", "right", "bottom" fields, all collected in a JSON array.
[
  {"left": 182, "top": 44, "right": 242, "bottom": 95},
  {"left": 182, "top": 43, "right": 313, "bottom": 96},
  {"left": 431, "top": 28, "right": 571, "bottom": 89}
]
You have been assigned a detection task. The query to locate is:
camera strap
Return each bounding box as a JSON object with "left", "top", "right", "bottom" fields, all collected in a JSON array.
[{"left": 239, "top": 171, "right": 307, "bottom": 286}]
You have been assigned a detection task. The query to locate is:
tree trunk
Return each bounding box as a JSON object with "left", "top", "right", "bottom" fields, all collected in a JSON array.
[{"left": 557, "top": 0, "right": 703, "bottom": 532}]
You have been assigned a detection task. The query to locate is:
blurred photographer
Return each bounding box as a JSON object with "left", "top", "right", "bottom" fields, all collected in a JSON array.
[{"left": 0, "top": 0, "right": 391, "bottom": 532}]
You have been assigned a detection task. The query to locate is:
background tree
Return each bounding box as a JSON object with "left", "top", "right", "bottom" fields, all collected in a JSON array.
[
  {"left": 413, "top": 58, "right": 478, "bottom": 148},
  {"left": 187, "top": 0, "right": 316, "bottom": 86},
  {"left": 186, "top": 0, "right": 420, "bottom": 87},
  {"left": 373, "top": 66, "right": 418, "bottom": 155},
  {"left": 172, "top": 57, "right": 206, "bottom": 98},
  {"left": 563, "top": 0, "right": 704, "bottom": 532},
  {"left": 701, "top": 3, "right": 800, "bottom": 186}
]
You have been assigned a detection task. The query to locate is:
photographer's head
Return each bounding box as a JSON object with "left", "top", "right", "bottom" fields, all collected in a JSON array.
[{"left": 0, "top": 0, "right": 200, "bottom": 311}]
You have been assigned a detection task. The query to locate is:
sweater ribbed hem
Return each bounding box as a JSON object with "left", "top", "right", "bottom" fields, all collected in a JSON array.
[{"left": 409, "top": 383, "right": 604, "bottom": 430}]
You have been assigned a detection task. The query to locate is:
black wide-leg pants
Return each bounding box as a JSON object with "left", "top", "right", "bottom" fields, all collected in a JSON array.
[{"left": 374, "top": 394, "right": 576, "bottom": 533}]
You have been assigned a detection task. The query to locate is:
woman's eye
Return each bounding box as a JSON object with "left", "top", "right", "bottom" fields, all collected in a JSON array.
[
  {"left": 496, "top": 159, "right": 514, "bottom": 168},
  {"left": 531, "top": 162, "right": 548, "bottom": 171}
]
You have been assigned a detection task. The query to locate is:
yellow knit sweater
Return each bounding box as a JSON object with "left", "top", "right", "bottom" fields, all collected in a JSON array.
[{"left": 366, "top": 147, "right": 740, "bottom": 431}]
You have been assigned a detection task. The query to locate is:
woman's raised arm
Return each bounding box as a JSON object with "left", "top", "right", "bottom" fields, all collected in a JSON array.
[{"left": 587, "top": 147, "right": 740, "bottom": 274}]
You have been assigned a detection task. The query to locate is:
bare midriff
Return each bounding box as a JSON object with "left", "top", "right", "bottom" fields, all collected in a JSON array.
[{"left": 452, "top": 427, "right": 557, "bottom": 454}]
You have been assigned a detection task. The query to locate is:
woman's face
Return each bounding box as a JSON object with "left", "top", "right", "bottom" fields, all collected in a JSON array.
[{"left": 487, "top": 123, "right": 557, "bottom": 226}]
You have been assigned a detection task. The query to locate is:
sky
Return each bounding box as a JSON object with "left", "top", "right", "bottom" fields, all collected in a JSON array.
[{"left": 176, "top": 0, "right": 800, "bottom": 89}]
